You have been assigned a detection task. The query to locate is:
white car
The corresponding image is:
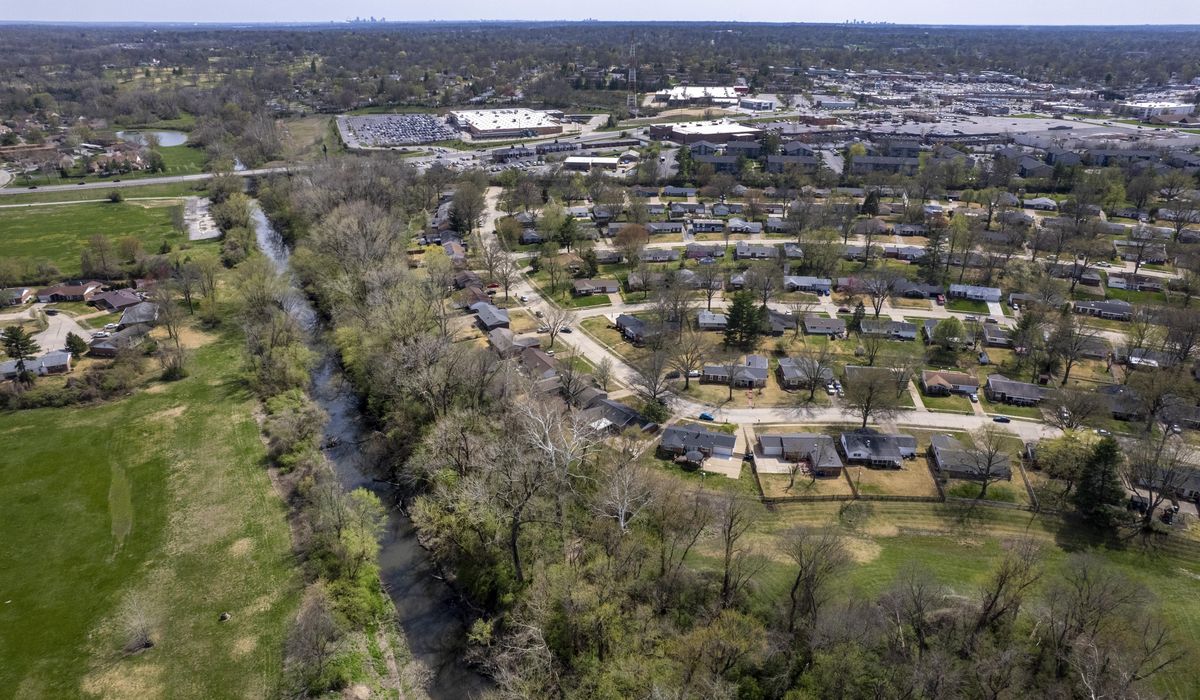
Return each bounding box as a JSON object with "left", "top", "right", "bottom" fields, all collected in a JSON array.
[
  {"left": 1094, "top": 261, "right": 1111, "bottom": 268},
  {"left": 104, "top": 323, "right": 119, "bottom": 331},
  {"left": 518, "top": 295, "right": 530, "bottom": 302},
  {"left": 969, "top": 394, "right": 978, "bottom": 403},
  {"left": 91, "top": 331, "right": 110, "bottom": 339}
]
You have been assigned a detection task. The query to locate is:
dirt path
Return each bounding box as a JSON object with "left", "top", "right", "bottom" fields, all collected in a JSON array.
[{"left": 376, "top": 627, "right": 406, "bottom": 700}]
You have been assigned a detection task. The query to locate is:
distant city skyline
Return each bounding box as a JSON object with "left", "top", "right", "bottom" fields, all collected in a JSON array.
[{"left": 5, "top": 1, "right": 1200, "bottom": 26}]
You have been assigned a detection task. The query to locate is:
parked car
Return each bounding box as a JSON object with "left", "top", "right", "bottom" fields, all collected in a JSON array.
[
  {"left": 686, "top": 370, "right": 701, "bottom": 378},
  {"left": 536, "top": 325, "right": 550, "bottom": 333},
  {"left": 993, "top": 416, "right": 1011, "bottom": 423},
  {"left": 559, "top": 326, "right": 572, "bottom": 333},
  {"left": 1095, "top": 428, "right": 1112, "bottom": 437},
  {"left": 534, "top": 310, "right": 544, "bottom": 318},
  {"left": 91, "top": 331, "right": 110, "bottom": 339},
  {"left": 104, "top": 323, "right": 119, "bottom": 331},
  {"left": 44, "top": 308, "right": 58, "bottom": 315},
  {"left": 1095, "top": 261, "right": 1111, "bottom": 268},
  {"left": 665, "top": 370, "right": 681, "bottom": 379},
  {"left": 935, "top": 294, "right": 945, "bottom": 305},
  {"left": 518, "top": 295, "right": 529, "bottom": 302},
  {"left": 698, "top": 412, "right": 715, "bottom": 421},
  {"left": 969, "top": 394, "right": 978, "bottom": 403}
]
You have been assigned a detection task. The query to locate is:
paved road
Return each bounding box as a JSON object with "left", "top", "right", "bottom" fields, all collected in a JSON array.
[
  {"left": 0, "top": 303, "right": 91, "bottom": 356},
  {"left": 0, "top": 166, "right": 297, "bottom": 196}
]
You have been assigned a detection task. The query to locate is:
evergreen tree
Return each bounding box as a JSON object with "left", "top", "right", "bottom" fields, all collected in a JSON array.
[
  {"left": 919, "top": 225, "right": 947, "bottom": 284},
  {"left": 1072, "top": 437, "right": 1126, "bottom": 529},
  {"left": 849, "top": 301, "right": 866, "bottom": 333},
  {"left": 65, "top": 332, "right": 89, "bottom": 358},
  {"left": 723, "top": 291, "right": 761, "bottom": 350},
  {"left": 2, "top": 326, "right": 41, "bottom": 383}
]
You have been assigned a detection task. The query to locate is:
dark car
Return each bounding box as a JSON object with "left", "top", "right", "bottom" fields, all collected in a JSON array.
[{"left": 992, "top": 416, "right": 1011, "bottom": 423}]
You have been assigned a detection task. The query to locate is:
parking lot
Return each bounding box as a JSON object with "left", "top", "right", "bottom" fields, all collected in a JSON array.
[{"left": 341, "top": 114, "right": 457, "bottom": 146}]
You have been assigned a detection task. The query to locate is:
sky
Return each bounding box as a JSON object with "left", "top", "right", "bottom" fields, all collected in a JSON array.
[{"left": 5, "top": 0, "right": 1200, "bottom": 25}]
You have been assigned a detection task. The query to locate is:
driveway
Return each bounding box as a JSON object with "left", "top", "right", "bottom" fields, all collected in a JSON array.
[{"left": 2, "top": 304, "right": 93, "bottom": 356}]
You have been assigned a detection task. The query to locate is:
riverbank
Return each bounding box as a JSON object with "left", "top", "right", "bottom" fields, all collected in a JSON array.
[{"left": 250, "top": 204, "right": 488, "bottom": 699}]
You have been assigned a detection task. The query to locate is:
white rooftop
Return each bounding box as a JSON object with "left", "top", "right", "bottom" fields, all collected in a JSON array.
[
  {"left": 450, "top": 108, "right": 559, "bottom": 131},
  {"left": 666, "top": 120, "right": 763, "bottom": 137}
]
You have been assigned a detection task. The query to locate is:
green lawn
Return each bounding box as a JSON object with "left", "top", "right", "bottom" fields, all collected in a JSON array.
[
  {"left": 0, "top": 331, "right": 300, "bottom": 698},
  {"left": 0, "top": 182, "right": 203, "bottom": 205},
  {"left": 0, "top": 201, "right": 184, "bottom": 275},
  {"left": 922, "top": 393, "right": 973, "bottom": 413},
  {"left": 565, "top": 294, "right": 611, "bottom": 309},
  {"left": 945, "top": 298, "right": 990, "bottom": 313}
]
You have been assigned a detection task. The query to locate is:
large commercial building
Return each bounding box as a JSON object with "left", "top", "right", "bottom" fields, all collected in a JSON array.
[
  {"left": 1118, "top": 101, "right": 1195, "bottom": 121},
  {"left": 648, "top": 119, "right": 763, "bottom": 144},
  {"left": 448, "top": 109, "right": 563, "bottom": 139},
  {"left": 653, "top": 85, "right": 746, "bottom": 106}
]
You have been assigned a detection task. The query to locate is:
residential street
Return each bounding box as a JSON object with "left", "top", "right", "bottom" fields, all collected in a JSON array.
[{"left": 0, "top": 303, "right": 90, "bottom": 355}]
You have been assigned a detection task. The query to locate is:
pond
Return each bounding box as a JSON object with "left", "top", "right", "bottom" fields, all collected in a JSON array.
[{"left": 115, "top": 130, "right": 189, "bottom": 147}]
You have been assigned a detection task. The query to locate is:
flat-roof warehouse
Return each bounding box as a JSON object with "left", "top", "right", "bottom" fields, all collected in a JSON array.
[
  {"left": 649, "top": 119, "right": 763, "bottom": 144},
  {"left": 448, "top": 108, "right": 563, "bottom": 139}
]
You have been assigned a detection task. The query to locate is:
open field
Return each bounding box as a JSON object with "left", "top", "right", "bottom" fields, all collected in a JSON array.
[
  {"left": 0, "top": 182, "right": 203, "bottom": 205},
  {"left": 0, "top": 329, "right": 300, "bottom": 699},
  {"left": 0, "top": 200, "right": 184, "bottom": 275},
  {"left": 684, "top": 496, "right": 1200, "bottom": 699}
]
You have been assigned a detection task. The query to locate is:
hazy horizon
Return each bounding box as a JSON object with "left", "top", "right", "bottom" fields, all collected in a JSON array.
[{"left": 4, "top": 1, "right": 1200, "bottom": 27}]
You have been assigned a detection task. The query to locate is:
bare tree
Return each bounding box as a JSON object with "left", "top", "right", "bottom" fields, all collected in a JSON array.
[
  {"left": 1044, "top": 388, "right": 1110, "bottom": 431},
  {"left": 669, "top": 327, "right": 707, "bottom": 390},
  {"left": 1049, "top": 312, "right": 1101, "bottom": 385},
  {"left": 861, "top": 272, "right": 900, "bottom": 319},
  {"left": 743, "top": 263, "right": 779, "bottom": 309},
  {"left": 630, "top": 347, "right": 671, "bottom": 406},
  {"left": 880, "top": 565, "right": 947, "bottom": 656},
  {"left": 961, "top": 538, "right": 1043, "bottom": 656},
  {"left": 695, "top": 263, "right": 724, "bottom": 311},
  {"left": 1125, "top": 431, "right": 1193, "bottom": 530},
  {"left": 645, "top": 476, "right": 712, "bottom": 608},
  {"left": 495, "top": 255, "right": 520, "bottom": 302},
  {"left": 965, "top": 425, "right": 1013, "bottom": 500},
  {"left": 795, "top": 345, "right": 835, "bottom": 401},
  {"left": 842, "top": 368, "right": 903, "bottom": 429},
  {"left": 859, "top": 331, "right": 887, "bottom": 367},
  {"left": 542, "top": 305, "right": 575, "bottom": 350},
  {"left": 593, "top": 356, "right": 613, "bottom": 391},
  {"left": 286, "top": 586, "right": 342, "bottom": 688},
  {"left": 716, "top": 494, "right": 763, "bottom": 609},
  {"left": 781, "top": 528, "right": 850, "bottom": 633},
  {"left": 595, "top": 460, "right": 652, "bottom": 535}
]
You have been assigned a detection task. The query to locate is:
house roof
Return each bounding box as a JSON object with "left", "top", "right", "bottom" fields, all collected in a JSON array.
[
  {"left": 118, "top": 301, "right": 158, "bottom": 326},
  {"left": 839, "top": 430, "right": 916, "bottom": 462},
  {"left": 803, "top": 315, "right": 846, "bottom": 333},
  {"left": 759, "top": 433, "right": 843, "bottom": 469},
  {"left": 986, "top": 374, "right": 1048, "bottom": 401},
  {"left": 922, "top": 370, "right": 979, "bottom": 389},
  {"left": 661, "top": 424, "right": 736, "bottom": 453},
  {"left": 929, "top": 434, "right": 1011, "bottom": 478}
]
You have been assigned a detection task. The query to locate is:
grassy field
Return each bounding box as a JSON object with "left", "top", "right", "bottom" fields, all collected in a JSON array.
[
  {"left": 0, "top": 201, "right": 184, "bottom": 275},
  {"left": 0, "top": 182, "right": 203, "bottom": 205},
  {"left": 945, "top": 298, "right": 990, "bottom": 313},
  {"left": 0, "top": 329, "right": 300, "bottom": 699},
  {"left": 688, "top": 497, "right": 1200, "bottom": 698}
]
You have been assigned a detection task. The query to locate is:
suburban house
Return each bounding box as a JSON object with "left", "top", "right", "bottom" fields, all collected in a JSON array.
[
  {"left": 117, "top": 301, "right": 159, "bottom": 329},
  {"left": 1, "top": 350, "right": 72, "bottom": 379},
  {"left": 783, "top": 276, "right": 832, "bottom": 294},
  {"left": 639, "top": 248, "right": 680, "bottom": 263},
  {"left": 803, "top": 315, "right": 846, "bottom": 337},
  {"left": 2, "top": 287, "right": 33, "bottom": 306},
  {"left": 685, "top": 243, "right": 725, "bottom": 259},
  {"left": 948, "top": 284, "right": 1002, "bottom": 302},
  {"left": 1023, "top": 196, "right": 1059, "bottom": 211},
  {"left": 777, "top": 356, "right": 832, "bottom": 390},
  {"left": 894, "top": 224, "right": 928, "bottom": 236},
  {"left": 1113, "top": 240, "right": 1169, "bottom": 264},
  {"left": 453, "top": 271, "right": 483, "bottom": 289},
  {"left": 647, "top": 221, "right": 685, "bottom": 235},
  {"left": 1098, "top": 384, "right": 1145, "bottom": 421},
  {"left": 36, "top": 281, "right": 103, "bottom": 303},
  {"left": 697, "top": 310, "right": 728, "bottom": 331},
  {"left": 859, "top": 319, "right": 917, "bottom": 340},
  {"left": 726, "top": 218, "right": 763, "bottom": 234},
  {"left": 757, "top": 433, "right": 844, "bottom": 477},
  {"left": 764, "top": 310, "right": 799, "bottom": 336},
  {"left": 702, "top": 355, "right": 770, "bottom": 388},
  {"left": 616, "top": 314, "right": 659, "bottom": 345},
  {"left": 661, "top": 186, "right": 698, "bottom": 198},
  {"left": 488, "top": 328, "right": 541, "bottom": 358},
  {"left": 584, "top": 399, "right": 658, "bottom": 434},
  {"left": 1107, "top": 274, "right": 1163, "bottom": 292},
  {"left": 658, "top": 424, "right": 737, "bottom": 464},
  {"left": 519, "top": 229, "right": 544, "bottom": 245},
  {"left": 472, "top": 303, "right": 510, "bottom": 330},
  {"left": 1073, "top": 300, "right": 1133, "bottom": 321},
  {"left": 90, "top": 289, "right": 143, "bottom": 312},
  {"left": 928, "top": 434, "right": 1012, "bottom": 481},
  {"left": 572, "top": 279, "right": 620, "bottom": 296},
  {"left": 838, "top": 430, "right": 917, "bottom": 469},
  {"left": 982, "top": 324, "right": 1012, "bottom": 347},
  {"left": 89, "top": 325, "right": 149, "bottom": 358},
  {"left": 734, "top": 241, "right": 778, "bottom": 260},
  {"left": 692, "top": 219, "right": 725, "bottom": 233},
  {"left": 984, "top": 375, "right": 1048, "bottom": 406},
  {"left": 921, "top": 370, "right": 980, "bottom": 396},
  {"left": 782, "top": 242, "right": 805, "bottom": 259},
  {"left": 893, "top": 280, "right": 943, "bottom": 299}
]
